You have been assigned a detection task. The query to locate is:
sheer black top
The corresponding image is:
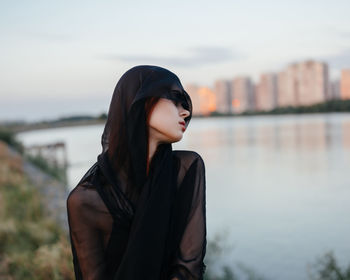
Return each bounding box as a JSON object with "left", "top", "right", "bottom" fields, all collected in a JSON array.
[{"left": 67, "top": 150, "right": 207, "bottom": 280}]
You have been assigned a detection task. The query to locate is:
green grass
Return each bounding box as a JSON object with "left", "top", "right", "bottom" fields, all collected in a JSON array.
[
  {"left": 308, "top": 251, "right": 350, "bottom": 280},
  {"left": 0, "top": 128, "right": 24, "bottom": 153},
  {"left": 0, "top": 179, "right": 74, "bottom": 279}
]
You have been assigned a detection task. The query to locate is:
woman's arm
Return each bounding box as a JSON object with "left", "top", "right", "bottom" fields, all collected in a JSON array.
[
  {"left": 67, "top": 185, "right": 112, "bottom": 280},
  {"left": 169, "top": 154, "right": 207, "bottom": 280}
]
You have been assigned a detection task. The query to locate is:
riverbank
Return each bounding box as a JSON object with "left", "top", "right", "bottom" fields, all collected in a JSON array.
[
  {"left": 0, "top": 140, "right": 73, "bottom": 279},
  {"left": 5, "top": 118, "right": 105, "bottom": 133}
]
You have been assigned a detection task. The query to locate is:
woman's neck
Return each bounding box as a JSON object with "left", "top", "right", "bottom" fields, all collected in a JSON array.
[{"left": 147, "top": 138, "right": 159, "bottom": 175}]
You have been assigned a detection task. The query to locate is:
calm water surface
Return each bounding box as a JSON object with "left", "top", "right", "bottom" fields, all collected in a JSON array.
[{"left": 18, "top": 113, "right": 350, "bottom": 280}]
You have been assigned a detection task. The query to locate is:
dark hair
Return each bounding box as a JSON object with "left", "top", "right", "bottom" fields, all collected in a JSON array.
[
  {"left": 105, "top": 95, "right": 160, "bottom": 202},
  {"left": 144, "top": 96, "right": 161, "bottom": 172}
]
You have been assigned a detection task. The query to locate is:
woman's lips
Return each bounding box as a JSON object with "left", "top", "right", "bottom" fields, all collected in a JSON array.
[{"left": 179, "top": 121, "right": 186, "bottom": 131}]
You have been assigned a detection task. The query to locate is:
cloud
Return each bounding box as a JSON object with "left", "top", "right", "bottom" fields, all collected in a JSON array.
[{"left": 97, "top": 46, "right": 246, "bottom": 67}]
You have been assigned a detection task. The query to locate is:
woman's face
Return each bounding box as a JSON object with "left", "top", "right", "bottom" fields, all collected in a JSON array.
[{"left": 148, "top": 98, "right": 190, "bottom": 144}]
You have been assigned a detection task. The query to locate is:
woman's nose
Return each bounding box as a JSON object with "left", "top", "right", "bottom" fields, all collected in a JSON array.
[{"left": 180, "top": 108, "right": 190, "bottom": 118}]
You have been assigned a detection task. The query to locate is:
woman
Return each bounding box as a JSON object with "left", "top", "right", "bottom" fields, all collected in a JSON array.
[{"left": 67, "top": 65, "right": 207, "bottom": 280}]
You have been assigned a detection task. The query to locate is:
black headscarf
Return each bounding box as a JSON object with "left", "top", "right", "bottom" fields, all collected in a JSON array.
[
  {"left": 72, "top": 65, "right": 197, "bottom": 279},
  {"left": 100, "top": 65, "right": 192, "bottom": 204}
]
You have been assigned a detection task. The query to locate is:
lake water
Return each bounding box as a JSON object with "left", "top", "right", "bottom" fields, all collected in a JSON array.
[{"left": 17, "top": 113, "right": 350, "bottom": 280}]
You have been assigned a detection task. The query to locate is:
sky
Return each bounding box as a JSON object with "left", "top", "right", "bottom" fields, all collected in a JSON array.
[{"left": 1, "top": 0, "right": 350, "bottom": 121}]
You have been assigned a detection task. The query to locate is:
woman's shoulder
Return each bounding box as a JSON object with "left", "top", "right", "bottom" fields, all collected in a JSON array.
[
  {"left": 173, "top": 149, "right": 203, "bottom": 160},
  {"left": 67, "top": 182, "right": 104, "bottom": 211},
  {"left": 172, "top": 150, "right": 205, "bottom": 170}
]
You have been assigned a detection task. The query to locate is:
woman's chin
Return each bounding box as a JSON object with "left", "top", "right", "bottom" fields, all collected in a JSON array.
[{"left": 166, "top": 134, "right": 183, "bottom": 144}]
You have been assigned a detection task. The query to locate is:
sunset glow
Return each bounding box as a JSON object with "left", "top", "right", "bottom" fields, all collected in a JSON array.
[
  {"left": 198, "top": 87, "right": 216, "bottom": 115},
  {"left": 232, "top": 99, "right": 240, "bottom": 108}
]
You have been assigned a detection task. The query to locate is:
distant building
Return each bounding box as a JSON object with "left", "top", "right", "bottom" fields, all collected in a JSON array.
[
  {"left": 214, "top": 80, "right": 232, "bottom": 114},
  {"left": 185, "top": 84, "right": 201, "bottom": 115},
  {"left": 298, "top": 60, "right": 328, "bottom": 105},
  {"left": 277, "top": 60, "right": 329, "bottom": 107},
  {"left": 340, "top": 69, "right": 350, "bottom": 100},
  {"left": 329, "top": 80, "right": 341, "bottom": 100},
  {"left": 185, "top": 84, "right": 216, "bottom": 116},
  {"left": 256, "top": 73, "right": 278, "bottom": 111},
  {"left": 231, "top": 76, "right": 255, "bottom": 114},
  {"left": 277, "top": 64, "right": 298, "bottom": 107},
  {"left": 198, "top": 87, "right": 216, "bottom": 115}
]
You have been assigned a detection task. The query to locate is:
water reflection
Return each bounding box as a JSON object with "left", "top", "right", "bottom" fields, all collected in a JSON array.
[
  {"left": 343, "top": 121, "right": 350, "bottom": 149},
  {"left": 217, "top": 115, "right": 348, "bottom": 153},
  {"left": 175, "top": 113, "right": 350, "bottom": 280},
  {"left": 183, "top": 114, "right": 350, "bottom": 177}
]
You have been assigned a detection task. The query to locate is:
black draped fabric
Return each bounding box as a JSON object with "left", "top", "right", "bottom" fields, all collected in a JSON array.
[{"left": 66, "top": 65, "right": 207, "bottom": 280}]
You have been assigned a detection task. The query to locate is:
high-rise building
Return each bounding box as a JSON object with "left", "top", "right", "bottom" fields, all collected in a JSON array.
[
  {"left": 185, "top": 84, "right": 216, "bottom": 116},
  {"left": 198, "top": 87, "right": 216, "bottom": 115},
  {"left": 231, "top": 76, "right": 255, "bottom": 114},
  {"left": 298, "top": 60, "right": 328, "bottom": 105},
  {"left": 185, "top": 84, "right": 201, "bottom": 115},
  {"left": 340, "top": 69, "right": 350, "bottom": 100},
  {"left": 214, "top": 80, "right": 231, "bottom": 114},
  {"left": 277, "top": 63, "right": 298, "bottom": 107},
  {"left": 277, "top": 60, "right": 329, "bottom": 107},
  {"left": 329, "top": 80, "right": 340, "bottom": 100},
  {"left": 256, "top": 73, "right": 278, "bottom": 111},
  {"left": 277, "top": 71, "right": 287, "bottom": 107}
]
